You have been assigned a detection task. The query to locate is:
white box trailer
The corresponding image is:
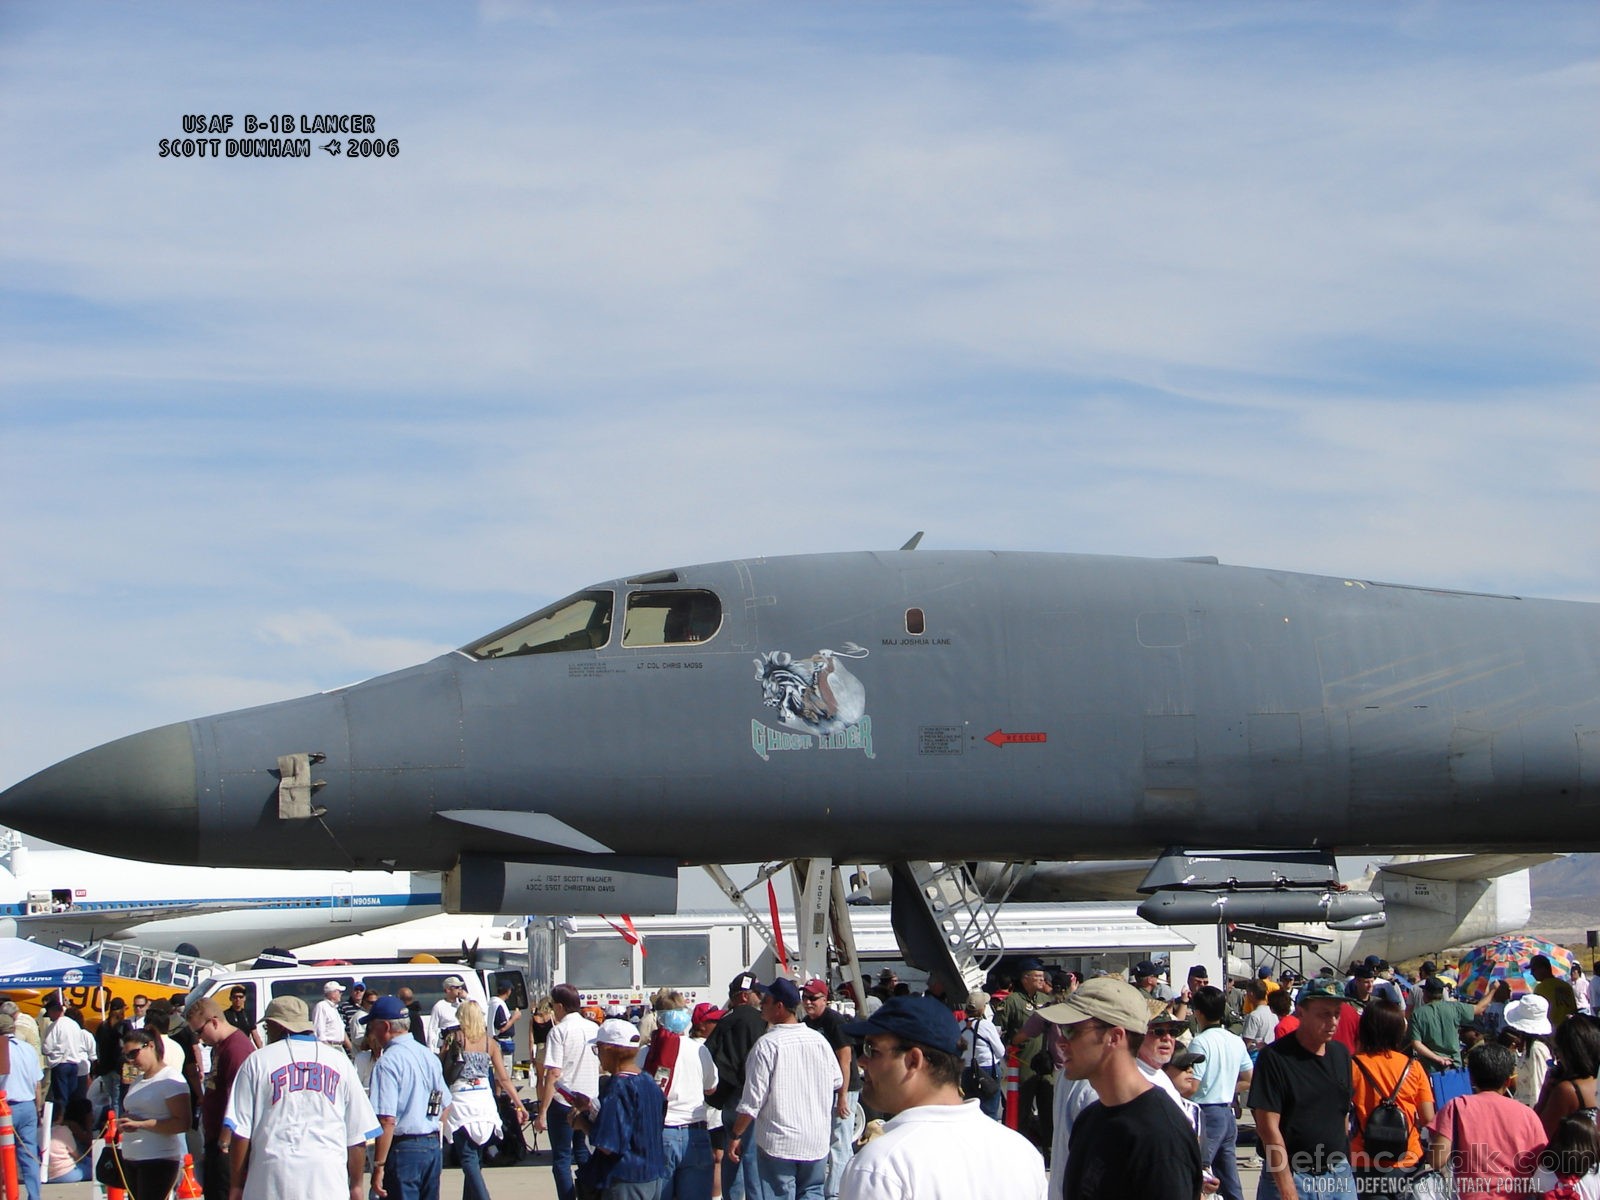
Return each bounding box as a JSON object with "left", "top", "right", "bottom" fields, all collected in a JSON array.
[
  {"left": 544, "top": 911, "right": 757, "bottom": 1015},
  {"left": 538, "top": 902, "right": 1197, "bottom": 1014}
]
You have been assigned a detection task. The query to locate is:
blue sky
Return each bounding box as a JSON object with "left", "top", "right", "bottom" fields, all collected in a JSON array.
[{"left": 2, "top": 0, "right": 1597, "bottom": 787}]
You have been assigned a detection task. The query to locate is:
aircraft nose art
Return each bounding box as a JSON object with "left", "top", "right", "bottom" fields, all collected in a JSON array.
[{"left": 0, "top": 722, "right": 198, "bottom": 862}]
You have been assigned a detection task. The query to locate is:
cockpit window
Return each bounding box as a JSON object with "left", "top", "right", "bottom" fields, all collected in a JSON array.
[
  {"left": 464, "top": 590, "right": 614, "bottom": 659},
  {"left": 622, "top": 590, "right": 722, "bottom": 647}
]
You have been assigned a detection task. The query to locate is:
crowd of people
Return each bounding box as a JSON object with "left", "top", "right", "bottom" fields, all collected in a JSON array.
[
  {"left": 613, "top": 949, "right": 1600, "bottom": 1200},
  {"left": 530, "top": 969, "right": 1045, "bottom": 1200},
  {"left": 6, "top": 948, "right": 1600, "bottom": 1200},
  {"left": 971, "top": 950, "right": 1600, "bottom": 1200},
  {"left": 0, "top": 975, "right": 526, "bottom": 1200}
]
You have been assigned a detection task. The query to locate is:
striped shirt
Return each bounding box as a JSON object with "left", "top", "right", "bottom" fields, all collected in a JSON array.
[{"left": 737, "top": 1021, "right": 843, "bottom": 1161}]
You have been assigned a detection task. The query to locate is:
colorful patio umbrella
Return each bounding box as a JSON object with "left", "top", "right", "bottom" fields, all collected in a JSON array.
[{"left": 1454, "top": 934, "right": 1579, "bottom": 1002}]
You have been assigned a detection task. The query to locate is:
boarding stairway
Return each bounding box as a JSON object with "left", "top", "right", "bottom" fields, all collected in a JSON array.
[{"left": 704, "top": 858, "right": 1010, "bottom": 1003}]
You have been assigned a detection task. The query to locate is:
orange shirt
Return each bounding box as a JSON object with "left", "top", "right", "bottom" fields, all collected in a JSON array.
[
  {"left": 1349, "top": 1050, "right": 1433, "bottom": 1169},
  {"left": 1242, "top": 979, "right": 1280, "bottom": 1015}
]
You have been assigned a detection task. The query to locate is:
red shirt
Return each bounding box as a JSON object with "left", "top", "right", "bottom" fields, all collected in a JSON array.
[
  {"left": 1332, "top": 1002, "right": 1362, "bottom": 1053},
  {"left": 1429, "top": 1091, "right": 1546, "bottom": 1200},
  {"left": 202, "top": 1029, "right": 254, "bottom": 1141}
]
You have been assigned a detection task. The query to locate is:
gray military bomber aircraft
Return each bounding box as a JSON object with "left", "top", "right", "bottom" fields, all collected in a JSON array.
[{"left": 3, "top": 547, "right": 1598, "bottom": 935}]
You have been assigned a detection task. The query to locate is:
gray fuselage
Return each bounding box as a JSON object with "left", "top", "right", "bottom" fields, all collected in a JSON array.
[{"left": 4, "top": 550, "right": 1597, "bottom": 870}]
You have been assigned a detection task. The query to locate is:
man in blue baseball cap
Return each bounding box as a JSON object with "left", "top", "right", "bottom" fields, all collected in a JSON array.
[
  {"left": 836, "top": 996, "right": 1044, "bottom": 1198},
  {"left": 366, "top": 995, "right": 451, "bottom": 1200},
  {"left": 729, "top": 977, "right": 841, "bottom": 1199}
]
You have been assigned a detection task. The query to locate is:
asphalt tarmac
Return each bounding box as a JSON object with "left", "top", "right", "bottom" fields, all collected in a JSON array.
[
  {"left": 52, "top": 1136, "right": 1267, "bottom": 1198},
  {"left": 54, "top": 1151, "right": 565, "bottom": 1199}
]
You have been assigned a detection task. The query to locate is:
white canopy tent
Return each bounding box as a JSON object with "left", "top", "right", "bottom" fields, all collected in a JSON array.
[{"left": 0, "top": 937, "right": 102, "bottom": 989}]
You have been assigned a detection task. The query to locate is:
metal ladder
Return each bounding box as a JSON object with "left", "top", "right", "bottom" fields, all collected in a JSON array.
[{"left": 895, "top": 861, "right": 1009, "bottom": 995}]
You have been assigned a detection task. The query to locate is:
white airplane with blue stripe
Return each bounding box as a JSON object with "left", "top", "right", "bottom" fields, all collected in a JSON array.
[{"left": 0, "top": 830, "right": 440, "bottom": 964}]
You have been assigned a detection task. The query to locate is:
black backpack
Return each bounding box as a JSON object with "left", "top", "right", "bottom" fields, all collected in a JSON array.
[
  {"left": 1354, "top": 1055, "right": 1415, "bottom": 1165},
  {"left": 439, "top": 1027, "right": 466, "bottom": 1085}
]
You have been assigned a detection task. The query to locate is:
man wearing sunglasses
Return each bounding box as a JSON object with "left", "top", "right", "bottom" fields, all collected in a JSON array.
[
  {"left": 1041, "top": 977, "right": 1204, "bottom": 1200},
  {"left": 184, "top": 996, "right": 255, "bottom": 1200},
  {"left": 222, "top": 987, "right": 263, "bottom": 1049},
  {"left": 836, "top": 994, "right": 1044, "bottom": 1199}
]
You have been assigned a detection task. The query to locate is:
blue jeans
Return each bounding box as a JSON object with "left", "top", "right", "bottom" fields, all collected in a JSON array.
[
  {"left": 548, "top": 1101, "right": 592, "bottom": 1200},
  {"left": 662, "top": 1124, "right": 714, "bottom": 1200},
  {"left": 97, "top": 1070, "right": 124, "bottom": 1118},
  {"left": 974, "top": 1072, "right": 1004, "bottom": 1122},
  {"left": 721, "top": 1101, "right": 760, "bottom": 1200},
  {"left": 452, "top": 1129, "right": 490, "bottom": 1200},
  {"left": 49, "top": 1062, "right": 79, "bottom": 1112},
  {"left": 53, "top": 1155, "right": 91, "bottom": 1183},
  {"left": 388, "top": 1134, "right": 443, "bottom": 1200},
  {"left": 751, "top": 1154, "right": 826, "bottom": 1200},
  {"left": 825, "top": 1098, "right": 857, "bottom": 1200},
  {"left": 1256, "top": 1158, "right": 1357, "bottom": 1200},
  {"left": 1200, "top": 1104, "right": 1244, "bottom": 1200},
  {"left": 12, "top": 1099, "right": 40, "bottom": 1200}
]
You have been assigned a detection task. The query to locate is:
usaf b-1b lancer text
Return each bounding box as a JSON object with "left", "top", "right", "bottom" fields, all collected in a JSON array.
[{"left": 3, "top": 546, "right": 1598, "bottom": 946}]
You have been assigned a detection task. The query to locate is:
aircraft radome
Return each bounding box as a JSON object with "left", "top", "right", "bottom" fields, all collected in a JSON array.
[{"left": 1, "top": 548, "right": 1596, "bottom": 920}]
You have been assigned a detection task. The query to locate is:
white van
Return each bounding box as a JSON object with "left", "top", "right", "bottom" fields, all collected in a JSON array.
[{"left": 188, "top": 961, "right": 525, "bottom": 1047}]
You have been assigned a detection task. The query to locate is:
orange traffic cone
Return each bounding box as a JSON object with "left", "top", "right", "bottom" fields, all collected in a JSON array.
[
  {"left": 102, "top": 1109, "right": 126, "bottom": 1200},
  {"left": 0, "top": 1095, "right": 19, "bottom": 1200},
  {"left": 176, "top": 1152, "right": 203, "bottom": 1199}
]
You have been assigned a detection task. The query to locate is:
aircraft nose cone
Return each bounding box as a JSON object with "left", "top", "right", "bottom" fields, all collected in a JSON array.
[{"left": 0, "top": 722, "right": 198, "bottom": 862}]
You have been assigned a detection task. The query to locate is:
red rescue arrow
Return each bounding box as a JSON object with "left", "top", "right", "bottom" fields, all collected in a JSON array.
[{"left": 985, "top": 729, "right": 1047, "bottom": 748}]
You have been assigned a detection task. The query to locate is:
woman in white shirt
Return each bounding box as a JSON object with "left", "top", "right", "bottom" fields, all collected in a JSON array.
[
  {"left": 441, "top": 1001, "right": 523, "bottom": 1200},
  {"left": 116, "top": 1028, "right": 192, "bottom": 1200},
  {"left": 652, "top": 1005, "right": 720, "bottom": 1198},
  {"left": 1502, "top": 993, "right": 1555, "bottom": 1107}
]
